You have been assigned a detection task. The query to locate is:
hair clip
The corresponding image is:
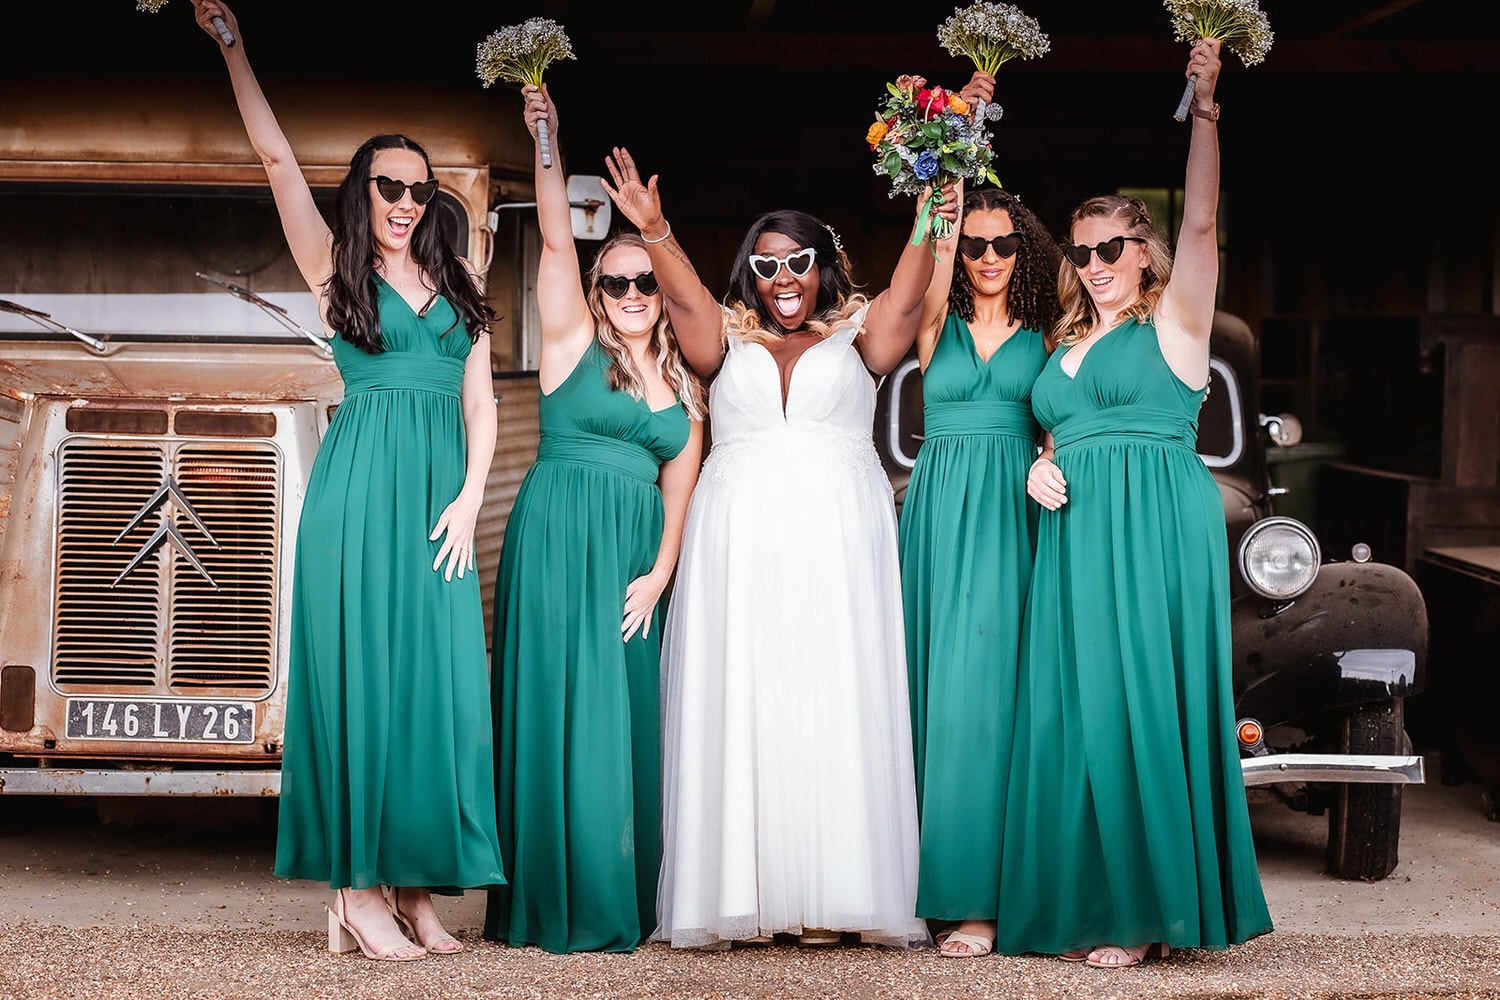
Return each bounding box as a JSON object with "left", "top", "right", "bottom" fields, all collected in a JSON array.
[{"left": 824, "top": 223, "right": 844, "bottom": 256}]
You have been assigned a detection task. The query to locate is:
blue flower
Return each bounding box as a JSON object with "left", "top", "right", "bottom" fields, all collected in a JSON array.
[{"left": 914, "top": 151, "right": 940, "bottom": 180}]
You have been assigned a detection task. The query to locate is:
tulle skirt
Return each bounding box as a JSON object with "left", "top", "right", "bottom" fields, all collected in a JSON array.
[{"left": 655, "top": 426, "right": 927, "bottom": 949}]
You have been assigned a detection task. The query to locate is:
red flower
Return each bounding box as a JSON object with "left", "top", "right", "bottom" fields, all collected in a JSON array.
[{"left": 916, "top": 87, "right": 949, "bottom": 120}]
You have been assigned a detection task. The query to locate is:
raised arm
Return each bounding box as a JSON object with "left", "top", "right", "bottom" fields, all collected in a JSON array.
[
  {"left": 621, "top": 420, "right": 704, "bottom": 641},
  {"left": 602, "top": 149, "right": 725, "bottom": 378},
  {"left": 860, "top": 183, "right": 959, "bottom": 376},
  {"left": 193, "top": 1, "right": 331, "bottom": 301},
  {"left": 1157, "top": 38, "right": 1223, "bottom": 382},
  {"left": 916, "top": 180, "right": 965, "bottom": 370},
  {"left": 523, "top": 85, "right": 595, "bottom": 392}
]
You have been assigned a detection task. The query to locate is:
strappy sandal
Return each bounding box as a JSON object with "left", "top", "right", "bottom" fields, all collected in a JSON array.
[
  {"left": 327, "top": 888, "right": 426, "bottom": 961},
  {"left": 382, "top": 887, "right": 463, "bottom": 955},
  {"left": 1085, "top": 942, "right": 1170, "bottom": 969},
  {"left": 937, "top": 930, "right": 994, "bottom": 958}
]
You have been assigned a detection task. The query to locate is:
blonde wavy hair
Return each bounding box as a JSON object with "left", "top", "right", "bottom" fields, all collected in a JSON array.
[
  {"left": 1050, "top": 195, "right": 1175, "bottom": 351},
  {"left": 723, "top": 290, "right": 870, "bottom": 346},
  {"left": 584, "top": 233, "right": 705, "bottom": 420}
]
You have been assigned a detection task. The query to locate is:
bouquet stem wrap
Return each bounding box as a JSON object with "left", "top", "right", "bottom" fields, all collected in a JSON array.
[
  {"left": 1173, "top": 75, "right": 1198, "bottom": 121},
  {"left": 477, "top": 19, "right": 575, "bottom": 169},
  {"left": 913, "top": 188, "right": 954, "bottom": 250},
  {"left": 1163, "top": 1, "right": 1273, "bottom": 120}
]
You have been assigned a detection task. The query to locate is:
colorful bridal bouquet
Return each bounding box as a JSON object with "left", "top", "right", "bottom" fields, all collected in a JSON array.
[
  {"left": 869, "top": 76, "right": 1000, "bottom": 249},
  {"left": 1165, "top": 0, "right": 1273, "bottom": 119},
  {"left": 936, "top": 1, "right": 1051, "bottom": 117},
  {"left": 477, "top": 18, "right": 575, "bottom": 168}
]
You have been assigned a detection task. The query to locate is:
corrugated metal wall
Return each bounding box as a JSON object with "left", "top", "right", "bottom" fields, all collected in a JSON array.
[{"left": 477, "top": 374, "right": 541, "bottom": 654}]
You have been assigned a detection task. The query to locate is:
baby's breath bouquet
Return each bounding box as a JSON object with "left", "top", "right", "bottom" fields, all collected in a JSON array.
[
  {"left": 868, "top": 76, "right": 1000, "bottom": 251},
  {"left": 138, "top": 0, "right": 235, "bottom": 45},
  {"left": 1165, "top": 0, "right": 1272, "bottom": 119},
  {"left": 937, "top": 1, "right": 1050, "bottom": 119},
  {"left": 477, "top": 18, "right": 575, "bottom": 168}
]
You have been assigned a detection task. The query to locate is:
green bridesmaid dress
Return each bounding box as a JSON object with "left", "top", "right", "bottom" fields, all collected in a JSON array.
[
  {"left": 276, "top": 277, "right": 506, "bottom": 891},
  {"left": 996, "top": 317, "right": 1272, "bottom": 954},
  {"left": 485, "top": 340, "right": 690, "bottom": 953},
  {"left": 899, "top": 314, "right": 1045, "bottom": 920}
]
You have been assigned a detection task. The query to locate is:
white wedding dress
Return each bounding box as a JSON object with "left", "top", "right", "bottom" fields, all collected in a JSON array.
[{"left": 656, "top": 315, "right": 926, "bottom": 949}]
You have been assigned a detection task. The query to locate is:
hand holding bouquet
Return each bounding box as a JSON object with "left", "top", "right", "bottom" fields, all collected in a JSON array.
[
  {"left": 1164, "top": 0, "right": 1272, "bottom": 119},
  {"left": 936, "top": 1, "right": 1050, "bottom": 120},
  {"left": 868, "top": 76, "right": 1000, "bottom": 250},
  {"left": 147, "top": 0, "right": 235, "bottom": 47},
  {"left": 477, "top": 18, "right": 575, "bottom": 168}
]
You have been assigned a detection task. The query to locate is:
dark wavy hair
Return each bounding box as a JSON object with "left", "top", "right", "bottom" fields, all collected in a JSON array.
[
  {"left": 325, "top": 134, "right": 494, "bottom": 354},
  {"left": 948, "top": 188, "right": 1060, "bottom": 335},
  {"left": 727, "top": 210, "right": 857, "bottom": 335}
]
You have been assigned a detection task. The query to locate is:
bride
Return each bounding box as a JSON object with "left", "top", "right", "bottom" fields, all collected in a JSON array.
[{"left": 604, "top": 149, "right": 955, "bottom": 948}]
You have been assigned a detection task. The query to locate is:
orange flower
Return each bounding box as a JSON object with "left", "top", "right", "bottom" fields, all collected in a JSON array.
[
  {"left": 866, "top": 120, "right": 889, "bottom": 148},
  {"left": 948, "top": 93, "right": 969, "bottom": 115}
]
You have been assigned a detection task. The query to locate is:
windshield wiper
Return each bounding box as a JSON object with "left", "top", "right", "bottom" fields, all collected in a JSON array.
[
  {"left": 0, "top": 299, "right": 109, "bottom": 354},
  {"left": 195, "top": 273, "right": 333, "bottom": 357}
]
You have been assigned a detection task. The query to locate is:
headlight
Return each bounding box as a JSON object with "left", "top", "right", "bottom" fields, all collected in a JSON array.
[{"left": 1237, "top": 516, "right": 1320, "bottom": 600}]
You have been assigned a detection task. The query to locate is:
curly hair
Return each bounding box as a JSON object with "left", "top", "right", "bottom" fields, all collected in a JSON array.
[
  {"left": 583, "top": 233, "right": 705, "bottom": 420},
  {"left": 723, "top": 210, "right": 867, "bottom": 345},
  {"left": 1050, "top": 194, "right": 1174, "bottom": 351},
  {"left": 325, "top": 134, "right": 493, "bottom": 354},
  {"left": 947, "top": 188, "right": 1060, "bottom": 335}
]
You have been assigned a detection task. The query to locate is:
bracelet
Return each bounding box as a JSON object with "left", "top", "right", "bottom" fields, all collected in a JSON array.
[
  {"left": 1029, "top": 456, "right": 1050, "bottom": 473},
  {"left": 642, "top": 221, "right": 672, "bottom": 244},
  {"left": 1190, "top": 102, "right": 1220, "bottom": 122}
]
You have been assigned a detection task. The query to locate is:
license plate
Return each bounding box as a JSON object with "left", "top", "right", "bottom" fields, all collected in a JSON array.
[{"left": 65, "top": 699, "right": 256, "bottom": 743}]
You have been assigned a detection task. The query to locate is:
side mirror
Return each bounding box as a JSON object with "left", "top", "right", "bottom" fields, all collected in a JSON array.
[
  {"left": 567, "top": 175, "right": 611, "bottom": 241},
  {"left": 1259, "top": 413, "right": 1303, "bottom": 448}
]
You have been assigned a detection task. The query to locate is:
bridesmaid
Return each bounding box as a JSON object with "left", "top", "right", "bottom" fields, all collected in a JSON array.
[
  {"left": 194, "top": 1, "right": 504, "bottom": 961},
  {"left": 484, "top": 85, "right": 703, "bottom": 953},
  {"left": 998, "top": 40, "right": 1271, "bottom": 966},
  {"left": 900, "top": 176, "right": 1059, "bottom": 958}
]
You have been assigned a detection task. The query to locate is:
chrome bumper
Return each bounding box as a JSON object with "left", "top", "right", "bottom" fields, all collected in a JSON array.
[
  {"left": 1241, "top": 753, "right": 1425, "bottom": 787},
  {"left": 0, "top": 768, "right": 281, "bottom": 796}
]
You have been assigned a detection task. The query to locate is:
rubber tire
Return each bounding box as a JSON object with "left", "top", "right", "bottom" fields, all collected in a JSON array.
[{"left": 1326, "top": 699, "right": 1407, "bottom": 881}]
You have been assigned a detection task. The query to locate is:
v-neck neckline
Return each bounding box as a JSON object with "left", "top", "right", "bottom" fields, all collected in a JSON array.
[
  {"left": 1058, "top": 321, "right": 1128, "bottom": 380},
  {"left": 748, "top": 334, "right": 837, "bottom": 419},
  {"left": 376, "top": 273, "right": 440, "bottom": 319},
  {"left": 961, "top": 316, "right": 1022, "bottom": 365}
]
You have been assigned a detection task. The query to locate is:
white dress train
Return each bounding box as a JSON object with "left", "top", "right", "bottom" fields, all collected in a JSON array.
[{"left": 656, "top": 317, "right": 926, "bottom": 949}]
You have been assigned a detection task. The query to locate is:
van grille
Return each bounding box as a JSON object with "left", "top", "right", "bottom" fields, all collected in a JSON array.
[{"left": 53, "top": 438, "right": 281, "bottom": 694}]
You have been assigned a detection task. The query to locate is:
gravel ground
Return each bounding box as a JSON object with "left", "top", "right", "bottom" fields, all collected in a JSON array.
[
  {"left": 4, "top": 926, "right": 1499, "bottom": 1000},
  {"left": 3, "top": 766, "right": 1496, "bottom": 998}
]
